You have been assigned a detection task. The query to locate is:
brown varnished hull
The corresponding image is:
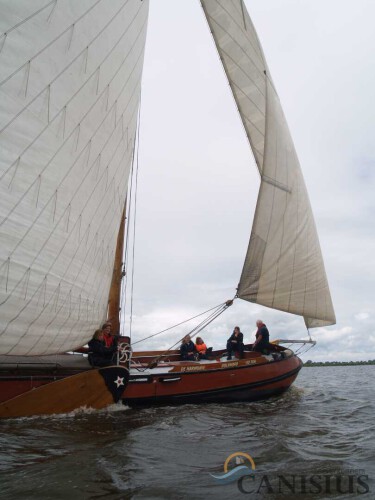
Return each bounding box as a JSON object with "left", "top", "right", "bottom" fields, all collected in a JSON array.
[
  {"left": 0, "top": 366, "right": 129, "bottom": 418},
  {"left": 124, "top": 355, "right": 303, "bottom": 405},
  {"left": 0, "top": 376, "right": 60, "bottom": 403}
]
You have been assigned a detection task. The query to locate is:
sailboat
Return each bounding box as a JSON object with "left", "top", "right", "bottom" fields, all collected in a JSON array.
[{"left": 0, "top": 0, "right": 335, "bottom": 416}]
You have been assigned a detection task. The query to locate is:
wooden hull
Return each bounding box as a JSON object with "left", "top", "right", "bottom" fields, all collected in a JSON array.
[
  {"left": 0, "top": 366, "right": 129, "bottom": 418},
  {"left": 123, "top": 354, "right": 302, "bottom": 406}
]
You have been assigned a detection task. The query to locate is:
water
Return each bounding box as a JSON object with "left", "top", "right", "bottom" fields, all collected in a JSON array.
[{"left": 0, "top": 366, "right": 374, "bottom": 499}]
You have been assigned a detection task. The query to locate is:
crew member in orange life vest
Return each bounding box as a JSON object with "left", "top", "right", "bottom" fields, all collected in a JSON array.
[{"left": 195, "top": 337, "right": 208, "bottom": 359}]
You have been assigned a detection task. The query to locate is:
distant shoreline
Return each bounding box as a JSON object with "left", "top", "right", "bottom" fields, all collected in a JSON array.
[{"left": 304, "top": 360, "right": 375, "bottom": 366}]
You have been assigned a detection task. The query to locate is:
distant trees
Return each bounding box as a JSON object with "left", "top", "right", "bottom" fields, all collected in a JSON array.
[{"left": 304, "top": 360, "right": 375, "bottom": 367}]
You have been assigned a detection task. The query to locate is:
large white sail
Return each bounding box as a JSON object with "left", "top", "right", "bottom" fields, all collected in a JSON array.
[
  {"left": 0, "top": 0, "right": 149, "bottom": 355},
  {"left": 201, "top": 0, "right": 335, "bottom": 327}
]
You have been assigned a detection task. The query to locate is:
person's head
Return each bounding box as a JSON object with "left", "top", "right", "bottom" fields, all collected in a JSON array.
[
  {"left": 183, "top": 335, "right": 191, "bottom": 344},
  {"left": 102, "top": 322, "right": 112, "bottom": 335},
  {"left": 256, "top": 320, "right": 264, "bottom": 327},
  {"left": 196, "top": 337, "right": 204, "bottom": 345},
  {"left": 234, "top": 326, "right": 240, "bottom": 334},
  {"left": 93, "top": 329, "right": 103, "bottom": 341}
]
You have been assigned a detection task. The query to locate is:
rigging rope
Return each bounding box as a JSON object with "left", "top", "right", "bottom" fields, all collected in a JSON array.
[
  {"left": 131, "top": 301, "right": 231, "bottom": 345},
  {"left": 293, "top": 342, "right": 316, "bottom": 356},
  {"left": 307, "top": 328, "right": 312, "bottom": 342},
  {"left": 278, "top": 340, "right": 316, "bottom": 357},
  {"left": 129, "top": 95, "right": 142, "bottom": 337},
  {"left": 144, "top": 298, "right": 235, "bottom": 369},
  {"left": 122, "top": 94, "right": 142, "bottom": 338},
  {"left": 121, "top": 144, "right": 137, "bottom": 323}
]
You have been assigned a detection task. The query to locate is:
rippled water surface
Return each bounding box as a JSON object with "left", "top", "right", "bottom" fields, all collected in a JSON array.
[{"left": 0, "top": 366, "right": 374, "bottom": 499}]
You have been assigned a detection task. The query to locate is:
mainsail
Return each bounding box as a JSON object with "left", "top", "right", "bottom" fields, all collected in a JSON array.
[
  {"left": 201, "top": 0, "right": 335, "bottom": 328},
  {"left": 0, "top": 0, "right": 149, "bottom": 355}
]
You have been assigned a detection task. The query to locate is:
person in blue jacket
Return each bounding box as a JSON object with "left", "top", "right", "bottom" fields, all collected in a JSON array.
[
  {"left": 252, "top": 320, "right": 271, "bottom": 353},
  {"left": 226, "top": 326, "right": 244, "bottom": 360},
  {"left": 88, "top": 329, "right": 118, "bottom": 367},
  {"left": 180, "top": 334, "right": 197, "bottom": 361}
]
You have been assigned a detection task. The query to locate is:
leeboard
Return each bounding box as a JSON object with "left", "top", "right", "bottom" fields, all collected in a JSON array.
[{"left": 0, "top": 366, "right": 128, "bottom": 418}]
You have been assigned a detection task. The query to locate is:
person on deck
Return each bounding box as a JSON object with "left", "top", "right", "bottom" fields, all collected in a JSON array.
[
  {"left": 88, "top": 329, "right": 118, "bottom": 367},
  {"left": 180, "top": 335, "right": 197, "bottom": 362},
  {"left": 195, "top": 337, "right": 208, "bottom": 360},
  {"left": 102, "top": 322, "right": 116, "bottom": 348},
  {"left": 226, "top": 326, "right": 244, "bottom": 360},
  {"left": 252, "top": 320, "right": 271, "bottom": 353}
]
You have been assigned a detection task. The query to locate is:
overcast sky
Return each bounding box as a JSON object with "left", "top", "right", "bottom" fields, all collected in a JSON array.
[{"left": 122, "top": 0, "right": 375, "bottom": 362}]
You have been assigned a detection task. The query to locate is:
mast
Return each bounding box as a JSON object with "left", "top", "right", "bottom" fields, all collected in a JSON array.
[{"left": 107, "top": 204, "right": 126, "bottom": 336}]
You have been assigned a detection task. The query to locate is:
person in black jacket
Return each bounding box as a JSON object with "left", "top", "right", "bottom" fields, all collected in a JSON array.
[
  {"left": 252, "top": 320, "right": 271, "bottom": 353},
  {"left": 180, "top": 335, "right": 197, "bottom": 361},
  {"left": 226, "top": 326, "right": 244, "bottom": 360},
  {"left": 88, "top": 329, "right": 118, "bottom": 367}
]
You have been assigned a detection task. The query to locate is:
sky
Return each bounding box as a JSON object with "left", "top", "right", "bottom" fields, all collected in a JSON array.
[{"left": 122, "top": 0, "right": 375, "bottom": 362}]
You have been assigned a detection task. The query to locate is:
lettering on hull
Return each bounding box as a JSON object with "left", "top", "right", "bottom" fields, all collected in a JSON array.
[{"left": 178, "top": 359, "right": 257, "bottom": 373}]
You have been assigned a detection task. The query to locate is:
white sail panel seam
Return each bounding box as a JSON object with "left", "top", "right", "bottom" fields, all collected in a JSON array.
[
  {"left": 239, "top": 0, "right": 247, "bottom": 30},
  {"left": 286, "top": 156, "right": 299, "bottom": 313},
  {"left": 0, "top": 94, "right": 140, "bottom": 320},
  {"left": 212, "top": 0, "right": 265, "bottom": 71},
  {"left": 261, "top": 175, "right": 291, "bottom": 194},
  {"left": 0, "top": 0, "right": 105, "bottom": 88},
  {"left": 205, "top": 17, "right": 266, "bottom": 97},
  {"left": 0, "top": 52, "right": 145, "bottom": 269},
  {"left": 0, "top": 1, "right": 149, "bottom": 354},
  {"left": 5, "top": 104, "right": 139, "bottom": 352},
  {"left": 7, "top": 136, "right": 135, "bottom": 354},
  {"left": 0, "top": 1, "right": 145, "bottom": 137},
  {"left": 0, "top": 26, "right": 147, "bottom": 230},
  {"left": 200, "top": 2, "right": 266, "bottom": 172},
  {"left": 270, "top": 127, "right": 289, "bottom": 310},
  {"left": 0, "top": 0, "right": 57, "bottom": 39}
]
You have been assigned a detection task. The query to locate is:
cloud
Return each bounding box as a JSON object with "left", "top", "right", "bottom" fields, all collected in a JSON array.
[{"left": 355, "top": 312, "right": 370, "bottom": 321}]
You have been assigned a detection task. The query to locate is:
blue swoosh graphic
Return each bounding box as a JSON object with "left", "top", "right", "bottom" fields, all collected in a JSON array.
[{"left": 210, "top": 465, "right": 254, "bottom": 484}]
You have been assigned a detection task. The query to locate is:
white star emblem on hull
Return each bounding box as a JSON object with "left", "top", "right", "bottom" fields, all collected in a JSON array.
[{"left": 114, "top": 376, "right": 125, "bottom": 388}]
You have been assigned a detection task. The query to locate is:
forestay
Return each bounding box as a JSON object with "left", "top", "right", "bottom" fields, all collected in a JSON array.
[
  {"left": 0, "top": 0, "right": 149, "bottom": 355},
  {"left": 200, "top": 0, "right": 335, "bottom": 328}
]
